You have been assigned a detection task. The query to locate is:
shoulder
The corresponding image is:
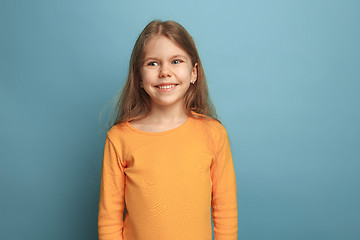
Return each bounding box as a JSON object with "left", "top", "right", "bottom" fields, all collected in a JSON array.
[
  {"left": 106, "top": 122, "right": 131, "bottom": 143},
  {"left": 190, "top": 113, "right": 228, "bottom": 138},
  {"left": 190, "top": 115, "right": 230, "bottom": 155}
]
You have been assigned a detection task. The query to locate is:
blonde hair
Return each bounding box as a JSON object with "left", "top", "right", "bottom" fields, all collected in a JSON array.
[{"left": 109, "top": 20, "right": 217, "bottom": 128}]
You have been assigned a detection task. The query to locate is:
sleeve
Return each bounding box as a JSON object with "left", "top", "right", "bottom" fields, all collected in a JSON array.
[
  {"left": 98, "top": 136, "right": 126, "bottom": 240},
  {"left": 210, "top": 127, "right": 238, "bottom": 240}
]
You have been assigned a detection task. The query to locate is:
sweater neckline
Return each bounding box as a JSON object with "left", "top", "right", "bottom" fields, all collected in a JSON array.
[{"left": 125, "top": 115, "right": 193, "bottom": 136}]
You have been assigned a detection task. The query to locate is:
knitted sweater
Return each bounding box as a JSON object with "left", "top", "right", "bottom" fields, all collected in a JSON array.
[{"left": 98, "top": 114, "right": 238, "bottom": 240}]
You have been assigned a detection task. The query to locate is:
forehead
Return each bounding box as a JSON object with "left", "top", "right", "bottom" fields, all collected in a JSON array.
[{"left": 143, "top": 35, "right": 190, "bottom": 58}]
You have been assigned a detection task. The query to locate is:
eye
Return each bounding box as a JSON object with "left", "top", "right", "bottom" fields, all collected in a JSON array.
[
  {"left": 172, "top": 59, "right": 183, "bottom": 64},
  {"left": 147, "top": 62, "right": 158, "bottom": 66}
]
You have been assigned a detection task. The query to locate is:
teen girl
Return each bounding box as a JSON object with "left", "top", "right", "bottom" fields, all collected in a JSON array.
[{"left": 98, "top": 20, "right": 238, "bottom": 240}]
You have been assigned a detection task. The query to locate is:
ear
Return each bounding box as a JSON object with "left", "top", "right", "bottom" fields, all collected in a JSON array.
[
  {"left": 191, "top": 63, "right": 198, "bottom": 83},
  {"left": 139, "top": 80, "right": 143, "bottom": 88}
]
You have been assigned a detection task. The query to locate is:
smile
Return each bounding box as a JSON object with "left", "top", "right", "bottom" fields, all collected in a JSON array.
[
  {"left": 155, "top": 84, "right": 178, "bottom": 92},
  {"left": 157, "top": 84, "right": 176, "bottom": 89}
]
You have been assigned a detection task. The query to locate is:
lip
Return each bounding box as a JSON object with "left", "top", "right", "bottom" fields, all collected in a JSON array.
[
  {"left": 155, "top": 82, "right": 178, "bottom": 86},
  {"left": 155, "top": 83, "right": 179, "bottom": 92},
  {"left": 155, "top": 83, "right": 178, "bottom": 92}
]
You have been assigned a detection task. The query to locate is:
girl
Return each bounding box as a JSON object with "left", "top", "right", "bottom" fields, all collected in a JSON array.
[{"left": 98, "top": 20, "right": 238, "bottom": 240}]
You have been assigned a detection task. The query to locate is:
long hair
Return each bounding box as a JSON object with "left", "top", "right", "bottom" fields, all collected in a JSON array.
[{"left": 109, "top": 20, "right": 217, "bottom": 128}]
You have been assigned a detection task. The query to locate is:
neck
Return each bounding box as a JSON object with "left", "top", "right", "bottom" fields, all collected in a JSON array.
[{"left": 148, "top": 102, "right": 188, "bottom": 123}]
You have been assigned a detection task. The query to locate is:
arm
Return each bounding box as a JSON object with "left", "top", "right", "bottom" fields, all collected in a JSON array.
[
  {"left": 210, "top": 127, "right": 238, "bottom": 240},
  {"left": 98, "top": 136, "right": 126, "bottom": 240}
]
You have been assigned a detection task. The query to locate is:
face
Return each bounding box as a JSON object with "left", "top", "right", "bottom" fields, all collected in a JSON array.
[{"left": 140, "top": 35, "right": 197, "bottom": 111}]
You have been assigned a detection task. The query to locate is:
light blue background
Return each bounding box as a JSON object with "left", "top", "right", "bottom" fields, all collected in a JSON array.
[{"left": 1, "top": 0, "right": 359, "bottom": 239}]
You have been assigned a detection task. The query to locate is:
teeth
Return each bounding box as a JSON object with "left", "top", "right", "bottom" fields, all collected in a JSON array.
[{"left": 158, "top": 85, "right": 175, "bottom": 89}]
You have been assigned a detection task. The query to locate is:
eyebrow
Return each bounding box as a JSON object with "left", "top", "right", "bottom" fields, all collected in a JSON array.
[{"left": 143, "top": 55, "right": 188, "bottom": 62}]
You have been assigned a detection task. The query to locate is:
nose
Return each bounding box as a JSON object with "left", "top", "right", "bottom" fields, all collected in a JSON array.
[{"left": 159, "top": 63, "right": 172, "bottom": 78}]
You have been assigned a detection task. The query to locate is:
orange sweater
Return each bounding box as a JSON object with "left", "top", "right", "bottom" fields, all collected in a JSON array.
[{"left": 98, "top": 115, "right": 238, "bottom": 240}]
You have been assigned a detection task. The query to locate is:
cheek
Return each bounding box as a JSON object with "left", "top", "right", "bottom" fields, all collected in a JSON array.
[
  {"left": 175, "top": 67, "right": 193, "bottom": 80},
  {"left": 140, "top": 70, "right": 155, "bottom": 82}
]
